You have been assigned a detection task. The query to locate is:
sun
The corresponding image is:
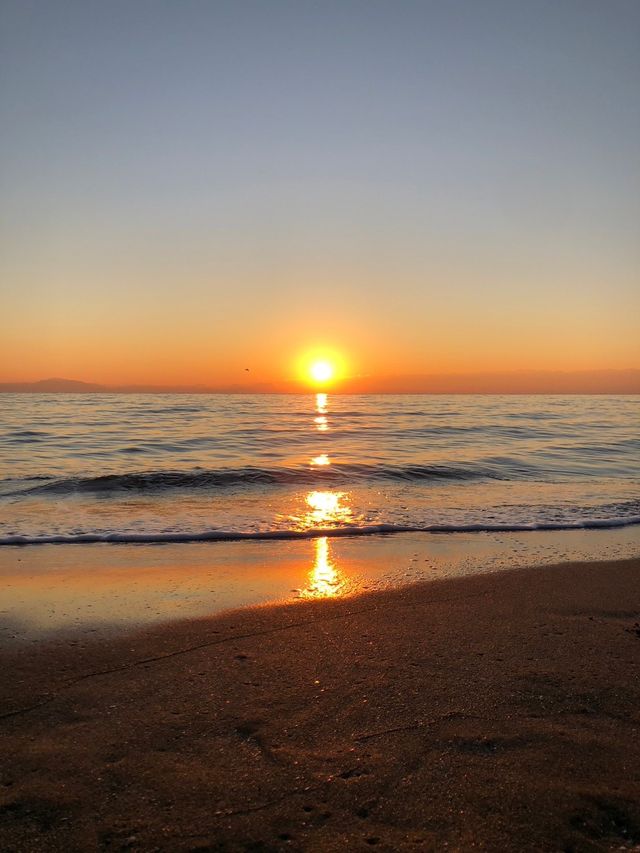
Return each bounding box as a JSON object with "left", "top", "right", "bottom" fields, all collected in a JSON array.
[
  {"left": 309, "top": 360, "right": 334, "bottom": 384},
  {"left": 295, "top": 348, "right": 347, "bottom": 387}
]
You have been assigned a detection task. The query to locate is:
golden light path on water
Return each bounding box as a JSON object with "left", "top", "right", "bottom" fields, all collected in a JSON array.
[
  {"left": 297, "top": 391, "right": 356, "bottom": 598},
  {"left": 313, "top": 392, "right": 329, "bottom": 431},
  {"left": 304, "top": 490, "right": 352, "bottom": 525}
]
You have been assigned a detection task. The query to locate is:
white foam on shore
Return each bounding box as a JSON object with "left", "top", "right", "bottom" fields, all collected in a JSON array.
[{"left": 1, "top": 515, "right": 639, "bottom": 546}]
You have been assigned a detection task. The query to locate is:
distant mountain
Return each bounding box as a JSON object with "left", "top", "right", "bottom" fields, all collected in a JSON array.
[{"left": 0, "top": 377, "right": 107, "bottom": 392}]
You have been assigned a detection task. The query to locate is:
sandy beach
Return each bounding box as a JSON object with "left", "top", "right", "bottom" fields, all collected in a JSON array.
[{"left": 1, "top": 555, "right": 639, "bottom": 851}]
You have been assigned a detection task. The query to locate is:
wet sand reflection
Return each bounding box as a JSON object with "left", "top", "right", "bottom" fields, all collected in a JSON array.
[{"left": 299, "top": 536, "right": 347, "bottom": 599}]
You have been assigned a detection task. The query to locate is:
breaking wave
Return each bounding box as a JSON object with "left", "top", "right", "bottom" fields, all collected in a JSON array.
[
  {"left": 5, "top": 462, "right": 516, "bottom": 496},
  {"left": 1, "top": 515, "right": 639, "bottom": 546}
]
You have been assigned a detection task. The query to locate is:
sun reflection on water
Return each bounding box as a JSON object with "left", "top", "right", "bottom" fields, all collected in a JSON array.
[
  {"left": 305, "top": 490, "right": 352, "bottom": 526},
  {"left": 299, "top": 537, "right": 347, "bottom": 599},
  {"left": 313, "top": 392, "right": 329, "bottom": 431},
  {"left": 310, "top": 453, "right": 330, "bottom": 466},
  {"left": 282, "top": 489, "right": 356, "bottom": 534}
]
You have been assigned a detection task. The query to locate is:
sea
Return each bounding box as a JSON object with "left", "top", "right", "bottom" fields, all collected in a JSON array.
[{"left": 1, "top": 393, "right": 638, "bottom": 546}]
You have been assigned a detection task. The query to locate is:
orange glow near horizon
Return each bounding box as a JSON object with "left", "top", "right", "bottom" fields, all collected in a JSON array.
[{"left": 1, "top": 329, "right": 638, "bottom": 393}]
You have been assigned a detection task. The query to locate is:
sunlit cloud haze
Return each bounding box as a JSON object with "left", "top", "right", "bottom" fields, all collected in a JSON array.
[{"left": 1, "top": 0, "right": 639, "bottom": 391}]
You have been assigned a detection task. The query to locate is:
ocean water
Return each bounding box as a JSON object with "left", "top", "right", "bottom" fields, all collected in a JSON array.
[{"left": 0, "top": 394, "right": 638, "bottom": 545}]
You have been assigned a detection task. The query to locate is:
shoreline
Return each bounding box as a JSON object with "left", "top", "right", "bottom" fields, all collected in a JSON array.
[
  {"left": 1, "top": 526, "right": 639, "bottom": 644},
  {"left": 1, "top": 555, "right": 640, "bottom": 850},
  {"left": 3, "top": 514, "right": 640, "bottom": 547}
]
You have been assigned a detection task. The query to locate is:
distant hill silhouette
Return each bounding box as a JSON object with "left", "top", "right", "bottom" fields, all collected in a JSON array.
[{"left": 0, "top": 378, "right": 107, "bottom": 392}]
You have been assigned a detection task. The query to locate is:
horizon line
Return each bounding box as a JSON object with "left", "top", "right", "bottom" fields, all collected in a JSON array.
[{"left": 1, "top": 369, "right": 639, "bottom": 395}]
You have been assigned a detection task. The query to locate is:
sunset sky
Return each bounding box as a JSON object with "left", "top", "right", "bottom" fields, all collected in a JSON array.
[{"left": 1, "top": 1, "right": 639, "bottom": 390}]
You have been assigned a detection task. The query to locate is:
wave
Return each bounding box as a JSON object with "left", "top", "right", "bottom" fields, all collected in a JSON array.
[
  {"left": 5, "top": 463, "right": 510, "bottom": 496},
  {"left": 1, "top": 515, "right": 639, "bottom": 546}
]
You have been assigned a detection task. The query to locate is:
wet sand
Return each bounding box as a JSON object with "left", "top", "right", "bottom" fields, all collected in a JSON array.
[
  {"left": 1, "top": 555, "right": 640, "bottom": 851},
  {"left": 2, "top": 526, "right": 639, "bottom": 642}
]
